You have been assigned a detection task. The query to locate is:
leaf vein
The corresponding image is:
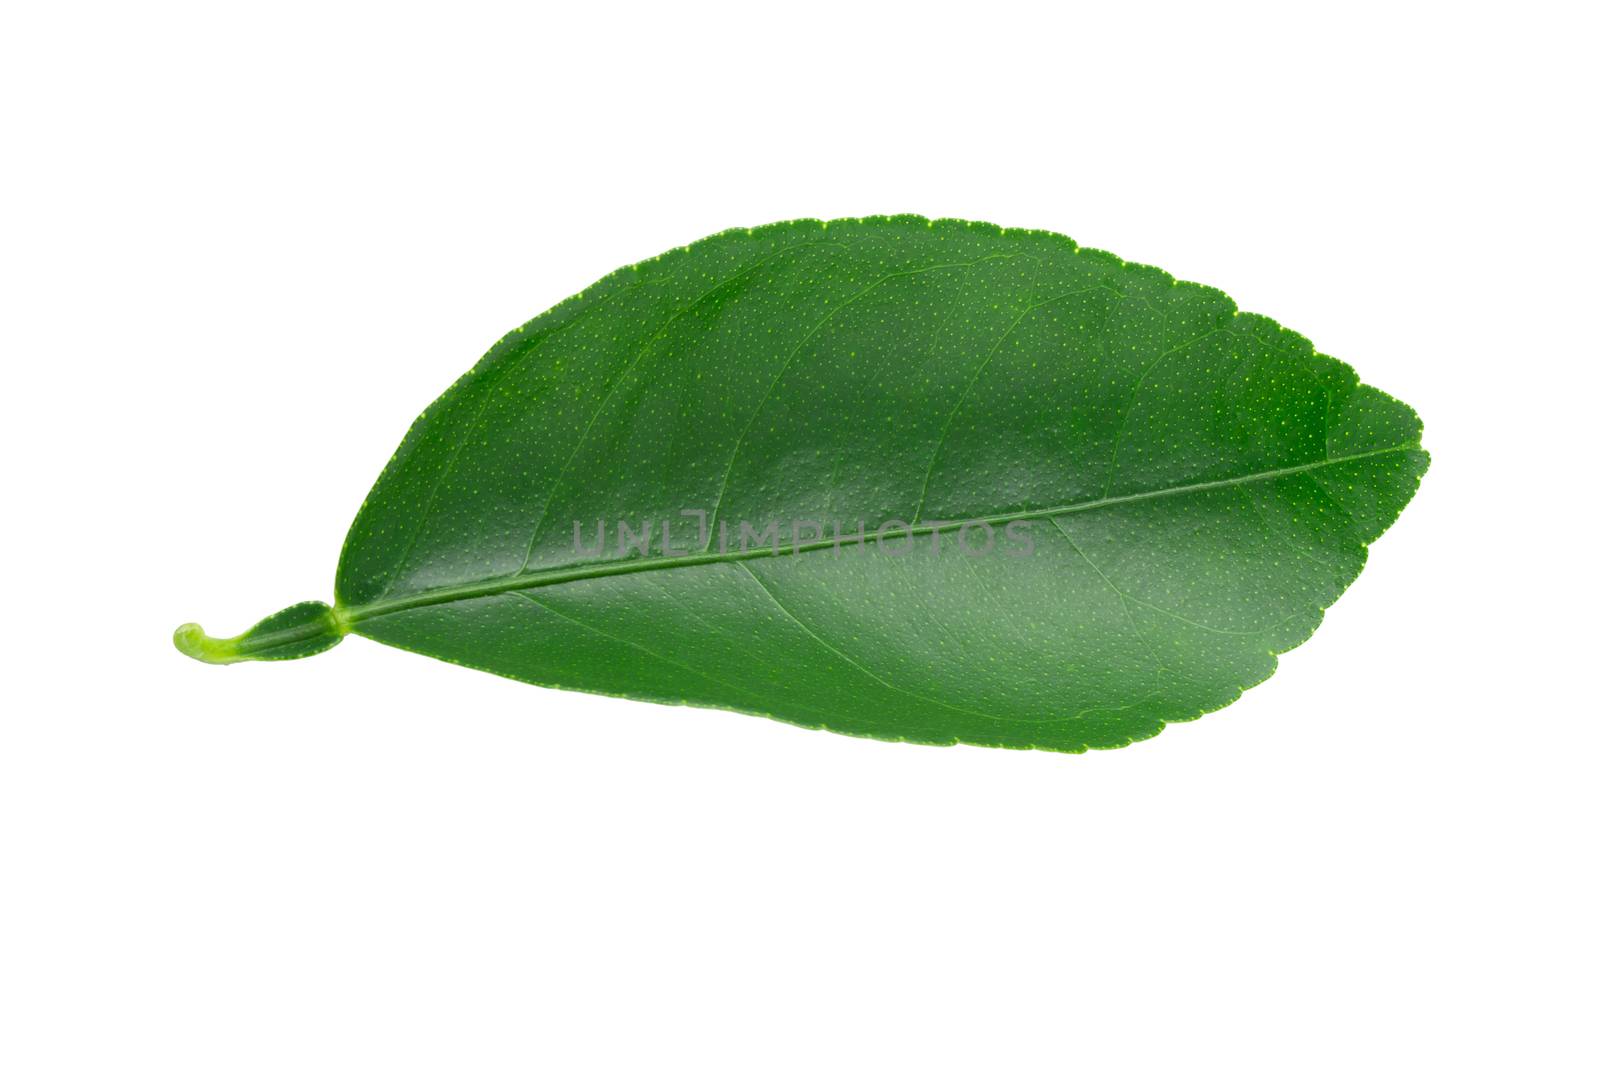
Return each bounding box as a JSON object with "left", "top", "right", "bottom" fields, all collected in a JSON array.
[{"left": 349, "top": 445, "right": 1421, "bottom": 623}]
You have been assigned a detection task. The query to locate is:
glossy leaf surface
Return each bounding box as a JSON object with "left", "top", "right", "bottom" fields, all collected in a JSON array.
[{"left": 179, "top": 217, "right": 1428, "bottom": 752}]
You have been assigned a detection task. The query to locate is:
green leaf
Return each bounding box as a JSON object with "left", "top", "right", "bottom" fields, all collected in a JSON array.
[{"left": 176, "top": 216, "right": 1428, "bottom": 752}]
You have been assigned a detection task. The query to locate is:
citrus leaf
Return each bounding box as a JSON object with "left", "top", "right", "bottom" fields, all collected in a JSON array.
[{"left": 176, "top": 216, "right": 1428, "bottom": 752}]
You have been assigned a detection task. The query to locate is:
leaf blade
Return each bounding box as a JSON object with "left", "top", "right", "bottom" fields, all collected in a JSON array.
[{"left": 320, "top": 216, "right": 1427, "bottom": 751}]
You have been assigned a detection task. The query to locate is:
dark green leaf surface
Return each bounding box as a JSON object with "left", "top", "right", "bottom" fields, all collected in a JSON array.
[{"left": 178, "top": 217, "right": 1428, "bottom": 752}]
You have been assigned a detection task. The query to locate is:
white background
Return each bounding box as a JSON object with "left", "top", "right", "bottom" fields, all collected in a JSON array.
[{"left": 3, "top": 2, "right": 1595, "bottom": 1064}]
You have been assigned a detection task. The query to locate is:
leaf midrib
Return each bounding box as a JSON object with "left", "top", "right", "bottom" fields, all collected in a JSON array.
[{"left": 343, "top": 442, "right": 1420, "bottom": 626}]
